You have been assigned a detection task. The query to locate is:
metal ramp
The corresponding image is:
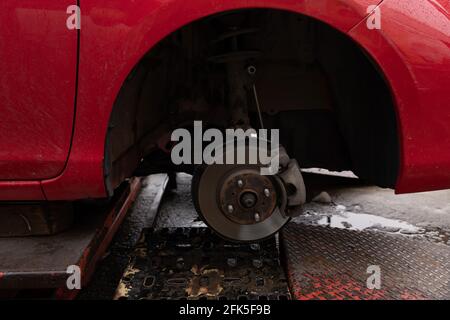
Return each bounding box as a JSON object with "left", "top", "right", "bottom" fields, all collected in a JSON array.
[
  {"left": 282, "top": 223, "right": 450, "bottom": 300},
  {"left": 114, "top": 227, "right": 290, "bottom": 300}
]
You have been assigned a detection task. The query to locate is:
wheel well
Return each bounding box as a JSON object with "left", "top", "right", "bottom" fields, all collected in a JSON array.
[{"left": 105, "top": 8, "right": 399, "bottom": 194}]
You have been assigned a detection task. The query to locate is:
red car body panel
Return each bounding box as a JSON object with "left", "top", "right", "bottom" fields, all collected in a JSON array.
[
  {"left": 0, "top": 1, "right": 78, "bottom": 182},
  {"left": 0, "top": 0, "right": 449, "bottom": 200},
  {"left": 350, "top": 0, "right": 450, "bottom": 193}
]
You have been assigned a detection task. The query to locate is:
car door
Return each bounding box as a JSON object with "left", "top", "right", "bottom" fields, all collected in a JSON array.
[{"left": 0, "top": 0, "right": 77, "bottom": 180}]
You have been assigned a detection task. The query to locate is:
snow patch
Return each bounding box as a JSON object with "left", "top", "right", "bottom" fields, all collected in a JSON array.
[
  {"left": 301, "top": 168, "right": 358, "bottom": 178},
  {"left": 317, "top": 207, "right": 421, "bottom": 235},
  {"left": 312, "top": 191, "right": 332, "bottom": 204}
]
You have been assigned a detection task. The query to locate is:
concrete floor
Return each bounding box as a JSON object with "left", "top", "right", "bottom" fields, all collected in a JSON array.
[
  {"left": 78, "top": 172, "right": 450, "bottom": 299},
  {"left": 296, "top": 171, "right": 450, "bottom": 244}
]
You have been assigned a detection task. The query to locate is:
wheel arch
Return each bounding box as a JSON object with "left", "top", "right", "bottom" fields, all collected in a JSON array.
[{"left": 40, "top": 0, "right": 412, "bottom": 200}]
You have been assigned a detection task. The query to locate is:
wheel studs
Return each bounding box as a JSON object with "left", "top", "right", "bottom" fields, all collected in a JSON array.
[
  {"left": 254, "top": 213, "right": 261, "bottom": 222},
  {"left": 227, "top": 205, "right": 234, "bottom": 213},
  {"left": 237, "top": 180, "right": 244, "bottom": 188},
  {"left": 264, "top": 188, "right": 270, "bottom": 197}
]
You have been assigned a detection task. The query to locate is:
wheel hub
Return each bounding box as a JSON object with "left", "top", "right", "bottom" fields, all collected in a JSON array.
[
  {"left": 219, "top": 170, "right": 277, "bottom": 225},
  {"left": 240, "top": 192, "right": 257, "bottom": 209}
]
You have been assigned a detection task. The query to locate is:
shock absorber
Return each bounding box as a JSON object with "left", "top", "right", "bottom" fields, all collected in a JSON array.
[
  {"left": 208, "top": 26, "right": 261, "bottom": 128},
  {"left": 190, "top": 17, "right": 307, "bottom": 242}
]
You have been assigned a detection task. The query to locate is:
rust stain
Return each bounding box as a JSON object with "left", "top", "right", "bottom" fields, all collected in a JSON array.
[
  {"left": 186, "top": 267, "right": 224, "bottom": 298},
  {"left": 114, "top": 281, "right": 132, "bottom": 300},
  {"left": 114, "top": 265, "right": 141, "bottom": 300}
]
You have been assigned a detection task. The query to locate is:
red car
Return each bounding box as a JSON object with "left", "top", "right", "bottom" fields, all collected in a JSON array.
[{"left": 0, "top": 0, "right": 449, "bottom": 240}]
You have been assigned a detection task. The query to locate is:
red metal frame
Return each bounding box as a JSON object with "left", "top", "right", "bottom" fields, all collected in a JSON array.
[
  {"left": 55, "top": 177, "right": 142, "bottom": 299},
  {"left": 0, "top": 178, "right": 142, "bottom": 299}
]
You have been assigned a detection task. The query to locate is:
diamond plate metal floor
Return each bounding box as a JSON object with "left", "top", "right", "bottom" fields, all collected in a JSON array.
[
  {"left": 115, "top": 228, "right": 290, "bottom": 300},
  {"left": 281, "top": 223, "right": 450, "bottom": 300},
  {"left": 111, "top": 173, "right": 450, "bottom": 300}
]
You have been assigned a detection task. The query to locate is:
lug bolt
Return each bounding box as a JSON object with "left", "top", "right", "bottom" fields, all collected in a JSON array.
[
  {"left": 237, "top": 180, "right": 244, "bottom": 187},
  {"left": 254, "top": 213, "right": 261, "bottom": 222},
  {"left": 264, "top": 188, "right": 270, "bottom": 197},
  {"left": 227, "top": 205, "right": 234, "bottom": 213}
]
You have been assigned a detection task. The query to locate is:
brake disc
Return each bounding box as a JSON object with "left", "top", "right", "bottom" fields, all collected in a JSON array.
[{"left": 194, "top": 162, "right": 289, "bottom": 242}]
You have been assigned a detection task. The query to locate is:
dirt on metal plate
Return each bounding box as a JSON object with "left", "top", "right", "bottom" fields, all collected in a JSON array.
[{"left": 114, "top": 227, "right": 290, "bottom": 300}]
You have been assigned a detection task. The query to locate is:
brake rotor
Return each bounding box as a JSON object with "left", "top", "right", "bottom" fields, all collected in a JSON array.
[{"left": 193, "top": 163, "right": 289, "bottom": 242}]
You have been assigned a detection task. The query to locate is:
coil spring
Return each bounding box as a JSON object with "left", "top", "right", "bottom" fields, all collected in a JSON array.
[{"left": 208, "top": 27, "right": 261, "bottom": 64}]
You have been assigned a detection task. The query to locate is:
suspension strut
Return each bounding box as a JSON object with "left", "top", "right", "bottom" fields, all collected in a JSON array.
[
  {"left": 190, "top": 19, "right": 306, "bottom": 241},
  {"left": 208, "top": 26, "right": 261, "bottom": 128}
]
